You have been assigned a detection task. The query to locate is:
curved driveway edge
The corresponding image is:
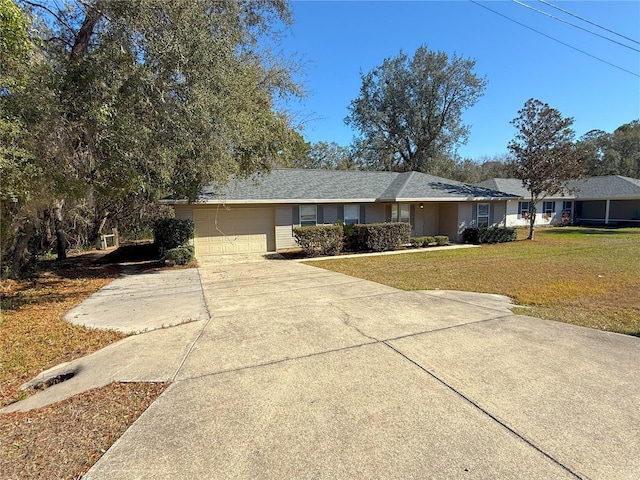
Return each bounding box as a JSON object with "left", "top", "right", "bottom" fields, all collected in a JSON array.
[
  {"left": 64, "top": 268, "right": 209, "bottom": 334},
  {"left": 1, "top": 267, "right": 210, "bottom": 414},
  {"left": 80, "top": 258, "right": 640, "bottom": 480}
]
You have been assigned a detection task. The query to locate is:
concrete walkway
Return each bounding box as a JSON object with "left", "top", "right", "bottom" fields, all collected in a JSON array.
[{"left": 4, "top": 256, "right": 640, "bottom": 479}]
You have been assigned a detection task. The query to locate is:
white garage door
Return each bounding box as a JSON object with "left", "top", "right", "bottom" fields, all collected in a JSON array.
[{"left": 194, "top": 207, "right": 275, "bottom": 256}]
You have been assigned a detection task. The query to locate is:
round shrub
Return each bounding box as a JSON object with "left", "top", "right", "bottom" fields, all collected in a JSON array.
[
  {"left": 164, "top": 246, "right": 195, "bottom": 266},
  {"left": 293, "top": 225, "right": 344, "bottom": 257}
]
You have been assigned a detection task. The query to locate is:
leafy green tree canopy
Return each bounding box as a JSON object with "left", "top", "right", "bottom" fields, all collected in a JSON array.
[
  {"left": 23, "top": 0, "right": 302, "bottom": 202},
  {"left": 290, "top": 141, "right": 355, "bottom": 170},
  {"left": 508, "top": 98, "right": 585, "bottom": 239},
  {"left": 1, "top": 0, "right": 303, "bottom": 272},
  {"left": 345, "top": 45, "right": 486, "bottom": 173}
]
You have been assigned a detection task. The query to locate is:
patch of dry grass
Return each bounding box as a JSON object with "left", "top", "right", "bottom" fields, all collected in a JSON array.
[
  {"left": 1, "top": 249, "right": 172, "bottom": 479},
  {"left": 0, "top": 382, "right": 167, "bottom": 480},
  {"left": 310, "top": 227, "right": 640, "bottom": 336},
  {"left": 1, "top": 252, "right": 126, "bottom": 407}
]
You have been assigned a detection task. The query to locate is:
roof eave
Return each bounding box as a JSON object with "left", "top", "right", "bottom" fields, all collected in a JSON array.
[{"left": 163, "top": 195, "right": 521, "bottom": 205}]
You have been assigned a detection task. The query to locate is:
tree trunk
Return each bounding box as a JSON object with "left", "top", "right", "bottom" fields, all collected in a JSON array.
[
  {"left": 90, "top": 211, "right": 109, "bottom": 246},
  {"left": 52, "top": 199, "right": 67, "bottom": 260},
  {"left": 69, "top": 5, "right": 103, "bottom": 62},
  {"left": 527, "top": 201, "right": 537, "bottom": 240},
  {"left": 528, "top": 215, "right": 536, "bottom": 240},
  {"left": 9, "top": 220, "right": 35, "bottom": 275}
]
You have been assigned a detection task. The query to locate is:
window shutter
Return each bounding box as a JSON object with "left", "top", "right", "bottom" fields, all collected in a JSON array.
[
  {"left": 410, "top": 204, "right": 415, "bottom": 229},
  {"left": 292, "top": 206, "right": 299, "bottom": 226},
  {"left": 385, "top": 205, "right": 392, "bottom": 222},
  {"left": 317, "top": 206, "right": 324, "bottom": 225},
  {"left": 360, "top": 205, "right": 366, "bottom": 224},
  {"left": 337, "top": 205, "right": 344, "bottom": 221},
  {"left": 472, "top": 203, "right": 478, "bottom": 223},
  {"left": 489, "top": 203, "right": 494, "bottom": 224},
  {"left": 518, "top": 202, "right": 522, "bottom": 215},
  {"left": 552, "top": 202, "right": 556, "bottom": 213}
]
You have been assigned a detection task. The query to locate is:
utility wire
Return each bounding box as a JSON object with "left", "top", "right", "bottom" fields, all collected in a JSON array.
[
  {"left": 468, "top": 0, "right": 640, "bottom": 78},
  {"left": 513, "top": 0, "right": 640, "bottom": 53},
  {"left": 539, "top": 0, "right": 640, "bottom": 46}
]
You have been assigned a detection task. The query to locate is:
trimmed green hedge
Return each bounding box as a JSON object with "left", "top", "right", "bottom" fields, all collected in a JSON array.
[
  {"left": 154, "top": 218, "right": 194, "bottom": 251},
  {"left": 293, "top": 225, "right": 343, "bottom": 257},
  {"left": 295, "top": 222, "right": 418, "bottom": 256},
  {"left": 410, "top": 235, "right": 448, "bottom": 247},
  {"left": 353, "top": 222, "right": 411, "bottom": 252},
  {"left": 463, "top": 226, "right": 516, "bottom": 244},
  {"left": 410, "top": 236, "right": 429, "bottom": 248},
  {"left": 164, "top": 246, "right": 195, "bottom": 266},
  {"left": 434, "top": 235, "right": 449, "bottom": 246}
]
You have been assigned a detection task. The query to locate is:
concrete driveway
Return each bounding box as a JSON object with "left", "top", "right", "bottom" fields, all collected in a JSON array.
[{"left": 6, "top": 256, "right": 640, "bottom": 479}]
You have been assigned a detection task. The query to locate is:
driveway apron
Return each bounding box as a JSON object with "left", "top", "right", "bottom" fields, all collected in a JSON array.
[{"left": 77, "top": 257, "right": 640, "bottom": 479}]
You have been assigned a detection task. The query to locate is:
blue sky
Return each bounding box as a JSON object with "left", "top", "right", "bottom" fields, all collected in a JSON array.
[{"left": 276, "top": 1, "right": 640, "bottom": 160}]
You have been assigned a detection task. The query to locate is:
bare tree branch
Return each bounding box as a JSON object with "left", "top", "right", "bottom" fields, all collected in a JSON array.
[{"left": 20, "top": 0, "right": 76, "bottom": 38}]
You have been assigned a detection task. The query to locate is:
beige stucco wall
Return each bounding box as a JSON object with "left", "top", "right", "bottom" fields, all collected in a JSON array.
[
  {"left": 421, "top": 203, "right": 439, "bottom": 236},
  {"left": 176, "top": 200, "right": 514, "bottom": 253},
  {"left": 174, "top": 204, "right": 193, "bottom": 221},
  {"left": 456, "top": 203, "right": 474, "bottom": 241}
]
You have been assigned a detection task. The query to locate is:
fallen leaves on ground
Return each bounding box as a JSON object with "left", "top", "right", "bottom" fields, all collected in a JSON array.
[
  {"left": 0, "top": 382, "right": 167, "bottom": 480},
  {"left": 1, "top": 252, "right": 125, "bottom": 407},
  {"left": 1, "top": 248, "right": 170, "bottom": 478}
]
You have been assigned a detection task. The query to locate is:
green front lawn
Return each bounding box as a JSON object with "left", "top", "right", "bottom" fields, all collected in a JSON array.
[{"left": 307, "top": 227, "right": 640, "bottom": 336}]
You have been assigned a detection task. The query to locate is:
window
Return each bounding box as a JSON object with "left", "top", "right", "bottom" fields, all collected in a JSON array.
[
  {"left": 391, "top": 203, "right": 410, "bottom": 223},
  {"left": 518, "top": 201, "right": 531, "bottom": 219},
  {"left": 344, "top": 205, "right": 360, "bottom": 225},
  {"left": 543, "top": 201, "right": 556, "bottom": 219},
  {"left": 299, "top": 205, "right": 317, "bottom": 227},
  {"left": 477, "top": 203, "right": 490, "bottom": 228}
]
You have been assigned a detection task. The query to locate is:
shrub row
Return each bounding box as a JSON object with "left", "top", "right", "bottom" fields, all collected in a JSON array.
[
  {"left": 293, "top": 222, "right": 412, "bottom": 256},
  {"left": 409, "top": 235, "right": 449, "bottom": 247},
  {"left": 293, "top": 225, "right": 344, "bottom": 257},
  {"left": 462, "top": 226, "right": 516, "bottom": 244}
]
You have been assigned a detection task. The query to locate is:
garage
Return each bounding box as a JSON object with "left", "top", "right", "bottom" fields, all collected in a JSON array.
[{"left": 192, "top": 207, "right": 275, "bottom": 256}]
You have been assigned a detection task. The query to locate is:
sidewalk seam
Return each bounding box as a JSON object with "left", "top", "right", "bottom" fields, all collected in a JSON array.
[
  {"left": 383, "top": 341, "right": 588, "bottom": 480},
  {"left": 171, "top": 267, "right": 213, "bottom": 382},
  {"left": 173, "top": 342, "right": 378, "bottom": 383},
  {"left": 173, "top": 314, "right": 515, "bottom": 384}
]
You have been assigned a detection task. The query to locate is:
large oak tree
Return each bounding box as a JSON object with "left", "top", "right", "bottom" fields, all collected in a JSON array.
[
  {"left": 345, "top": 45, "right": 486, "bottom": 173},
  {"left": 2, "top": 0, "right": 302, "bottom": 272}
]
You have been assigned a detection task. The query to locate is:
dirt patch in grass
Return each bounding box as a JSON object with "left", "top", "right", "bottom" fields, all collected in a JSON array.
[
  {"left": 309, "top": 227, "right": 640, "bottom": 336},
  {"left": 0, "top": 382, "right": 167, "bottom": 480}
]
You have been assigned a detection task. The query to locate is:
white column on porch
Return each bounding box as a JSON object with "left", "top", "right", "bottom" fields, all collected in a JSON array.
[{"left": 605, "top": 199, "right": 611, "bottom": 225}]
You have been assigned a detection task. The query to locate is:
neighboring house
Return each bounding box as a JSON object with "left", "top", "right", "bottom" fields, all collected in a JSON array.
[
  {"left": 477, "top": 176, "right": 640, "bottom": 227},
  {"left": 162, "top": 169, "right": 516, "bottom": 257}
]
